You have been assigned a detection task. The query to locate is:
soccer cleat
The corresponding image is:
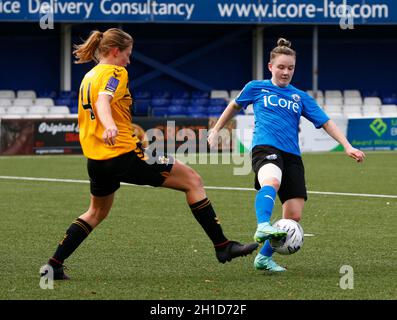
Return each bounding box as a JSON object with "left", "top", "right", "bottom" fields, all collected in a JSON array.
[
  {"left": 216, "top": 241, "right": 259, "bottom": 264},
  {"left": 254, "top": 253, "right": 286, "bottom": 272},
  {"left": 40, "top": 264, "right": 70, "bottom": 280},
  {"left": 254, "top": 222, "right": 287, "bottom": 243}
]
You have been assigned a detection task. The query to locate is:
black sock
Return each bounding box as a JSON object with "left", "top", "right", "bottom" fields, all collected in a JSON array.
[
  {"left": 190, "top": 198, "right": 229, "bottom": 249},
  {"left": 48, "top": 218, "right": 93, "bottom": 267}
]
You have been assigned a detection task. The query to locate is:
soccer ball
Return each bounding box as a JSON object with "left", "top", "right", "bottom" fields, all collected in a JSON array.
[{"left": 270, "top": 219, "right": 304, "bottom": 255}]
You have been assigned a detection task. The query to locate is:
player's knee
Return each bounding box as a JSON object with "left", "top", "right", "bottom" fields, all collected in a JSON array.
[
  {"left": 284, "top": 212, "right": 301, "bottom": 222},
  {"left": 258, "top": 164, "right": 282, "bottom": 190},
  {"left": 188, "top": 169, "right": 204, "bottom": 190}
]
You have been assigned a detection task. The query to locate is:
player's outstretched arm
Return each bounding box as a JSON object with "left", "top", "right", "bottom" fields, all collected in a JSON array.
[
  {"left": 208, "top": 100, "right": 241, "bottom": 149},
  {"left": 322, "top": 119, "right": 365, "bottom": 163}
]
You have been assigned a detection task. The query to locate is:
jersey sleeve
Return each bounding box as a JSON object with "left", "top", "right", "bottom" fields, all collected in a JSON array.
[
  {"left": 301, "top": 92, "right": 330, "bottom": 128},
  {"left": 235, "top": 81, "right": 255, "bottom": 109},
  {"left": 98, "top": 67, "right": 128, "bottom": 97}
]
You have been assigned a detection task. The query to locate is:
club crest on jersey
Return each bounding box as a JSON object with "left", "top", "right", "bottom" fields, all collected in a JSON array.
[
  {"left": 292, "top": 94, "right": 301, "bottom": 102},
  {"left": 266, "top": 154, "right": 278, "bottom": 160}
]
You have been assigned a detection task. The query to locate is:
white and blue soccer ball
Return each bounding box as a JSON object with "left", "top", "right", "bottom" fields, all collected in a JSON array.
[{"left": 270, "top": 219, "right": 304, "bottom": 255}]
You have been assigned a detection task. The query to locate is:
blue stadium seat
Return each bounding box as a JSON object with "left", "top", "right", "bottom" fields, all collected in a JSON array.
[
  {"left": 382, "top": 96, "right": 397, "bottom": 105},
  {"left": 134, "top": 91, "right": 151, "bottom": 100},
  {"left": 152, "top": 107, "right": 168, "bottom": 117},
  {"left": 191, "top": 98, "right": 209, "bottom": 107},
  {"left": 208, "top": 105, "right": 225, "bottom": 116},
  {"left": 209, "top": 98, "right": 228, "bottom": 107},
  {"left": 170, "top": 98, "right": 189, "bottom": 106},
  {"left": 38, "top": 90, "right": 58, "bottom": 99},
  {"left": 191, "top": 91, "right": 209, "bottom": 98},
  {"left": 133, "top": 99, "right": 151, "bottom": 116},
  {"left": 172, "top": 91, "right": 190, "bottom": 99},
  {"left": 152, "top": 91, "right": 172, "bottom": 99},
  {"left": 55, "top": 98, "right": 73, "bottom": 108},
  {"left": 187, "top": 105, "right": 208, "bottom": 117},
  {"left": 151, "top": 98, "right": 170, "bottom": 108},
  {"left": 167, "top": 105, "right": 188, "bottom": 117},
  {"left": 59, "top": 91, "right": 78, "bottom": 99}
]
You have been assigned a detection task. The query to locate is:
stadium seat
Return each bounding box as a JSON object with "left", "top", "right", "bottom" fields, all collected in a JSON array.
[
  {"left": 324, "top": 104, "right": 342, "bottom": 115},
  {"left": 7, "top": 106, "right": 27, "bottom": 115},
  {"left": 187, "top": 105, "right": 207, "bottom": 117},
  {"left": 209, "top": 98, "right": 227, "bottom": 107},
  {"left": 134, "top": 91, "right": 151, "bottom": 100},
  {"left": 362, "top": 105, "right": 380, "bottom": 115},
  {"left": 315, "top": 96, "right": 324, "bottom": 106},
  {"left": 230, "top": 90, "right": 241, "bottom": 100},
  {"left": 325, "top": 97, "right": 343, "bottom": 106},
  {"left": 343, "top": 90, "right": 361, "bottom": 98},
  {"left": 167, "top": 105, "right": 187, "bottom": 117},
  {"left": 17, "top": 90, "right": 36, "bottom": 99},
  {"left": 344, "top": 97, "right": 363, "bottom": 106},
  {"left": 59, "top": 91, "right": 78, "bottom": 99},
  {"left": 133, "top": 99, "right": 151, "bottom": 116},
  {"left": 191, "top": 98, "right": 209, "bottom": 107},
  {"left": 13, "top": 98, "right": 33, "bottom": 106},
  {"left": 152, "top": 107, "right": 168, "bottom": 117},
  {"left": 0, "top": 90, "right": 15, "bottom": 99},
  {"left": 172, "top": 91, "right": 190, "bottom": 99},
  {"left": 191, "top": 91, "right": 209, "bottom": 99},
  {"left": 38, "top": 90, "right": 58, "bottom": 99},
  {"left": 152, "top": 91, "right": 172, "bottom": 99},
  {"left": 210, "top": 90, "right": 230, "bottom": 100},
  {"left": 35, "top": 98, "right": 54, "bottom": 107},
  {"left": 208, "top": 105, "right": 225, "bottom": 116},
  {"left": 307, "top": 90, "right": 324, "bottom": 98},
  {"left": 343, "top": 105, "right": 362, "bottom": 117},
  {"left": 381, "top": 104, "right": 397, "bottom": 116},
  {"left": 151, "top": 98, "right": 170, "bottom": 108},
  {"left": 325, "top": 90, "right": 342, "bottom": 98},
  {"left": 0, "top": 106, "right": 7, "bottom": 115},
  {"left": 381, "top": 96, "right": 397, "bottom": 105},
  {"left": 0, "top": 98, "right": 12, "bottom": 107},
  {"left": 28, "top": 106, "right": 49, "bottom": 115},
  {"left": 55, "top": 98, "right": 73, "bottom": 108},
  {"left": 245, "top": 104, "right": 254, "bottom": 115},
  {"left": 364, "top": 97, "right": 382, "bottom": 106},
  {"left": 49, "top": 106, "right": 70, "bottom": 114},
  {"left": 170, "top": 98, "right": 189, "bottom": 106}
]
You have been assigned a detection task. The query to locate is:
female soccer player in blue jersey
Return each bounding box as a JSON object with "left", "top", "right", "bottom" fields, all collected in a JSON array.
[{"left": 208, "top": 38, "right": 365, "bottom": 272}]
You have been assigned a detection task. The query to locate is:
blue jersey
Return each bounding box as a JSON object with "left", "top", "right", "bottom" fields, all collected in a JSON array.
[{"left": 235, "top": 80, "right": 329, "bottom": 156}]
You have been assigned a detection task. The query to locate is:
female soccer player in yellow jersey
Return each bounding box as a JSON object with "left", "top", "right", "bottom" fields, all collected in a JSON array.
[{"left": 41, "top": 28, "right": 258, "bottom": 280}]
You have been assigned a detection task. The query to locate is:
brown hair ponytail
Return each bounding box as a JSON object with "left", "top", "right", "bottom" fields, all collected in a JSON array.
[
  {"left": 270, "top": 38, "right": 296, "bottom": 62},
  {"left": 73, "top": 28, "right": 133, "bottom": 64}
]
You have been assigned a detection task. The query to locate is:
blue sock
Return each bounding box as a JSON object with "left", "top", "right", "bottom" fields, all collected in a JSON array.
[
  {"left": 255, "top": 185, "right": 276, "bottom": 224},
  {"left": 260, "top": 240, "right": 274, "bottom": 257}
]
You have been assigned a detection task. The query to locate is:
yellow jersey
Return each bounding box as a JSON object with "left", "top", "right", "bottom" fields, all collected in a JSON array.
[{"left": 78, "top": 64, "right": 140, "bottom": 160}]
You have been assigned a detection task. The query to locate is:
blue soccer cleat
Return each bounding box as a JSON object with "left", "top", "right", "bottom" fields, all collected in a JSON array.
[
  {"left": 254, "top": 253, "right": 286, "bottom": 272},
  {"left": 254, "top": 222, "right": 287, "bottom": 243}
]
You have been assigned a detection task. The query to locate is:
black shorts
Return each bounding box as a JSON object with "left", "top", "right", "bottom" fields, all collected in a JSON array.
[
  {"left": 251, "top": 145, "right": 307, "bottom": 204},
  {"left": 87, "top": 146, "right": 174, "bottom": 197}
]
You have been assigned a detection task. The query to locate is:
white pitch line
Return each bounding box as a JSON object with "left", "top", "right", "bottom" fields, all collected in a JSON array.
[{"left": 1, "top": 175, "right": 397, "bottom": 199}]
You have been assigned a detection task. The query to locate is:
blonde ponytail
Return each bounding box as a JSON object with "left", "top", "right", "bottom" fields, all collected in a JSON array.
[{"left": 73, "top": 28, "right": 133, "bottom": 64}]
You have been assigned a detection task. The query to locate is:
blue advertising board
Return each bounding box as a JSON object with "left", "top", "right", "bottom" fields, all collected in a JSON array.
[
  {"left": 0, "top": 0, "right": 396, "bottom": 24},
  {"left": 347, "top": 117, "right": 397, "bottom": 151}
]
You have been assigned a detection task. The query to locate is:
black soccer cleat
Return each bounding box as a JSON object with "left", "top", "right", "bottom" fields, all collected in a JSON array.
[
  {"left": 215, "top": 241, "right": 259, "bottom": 263},
  {"left": 40, "top": 264, "right": 70, "bottom": 280}
]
